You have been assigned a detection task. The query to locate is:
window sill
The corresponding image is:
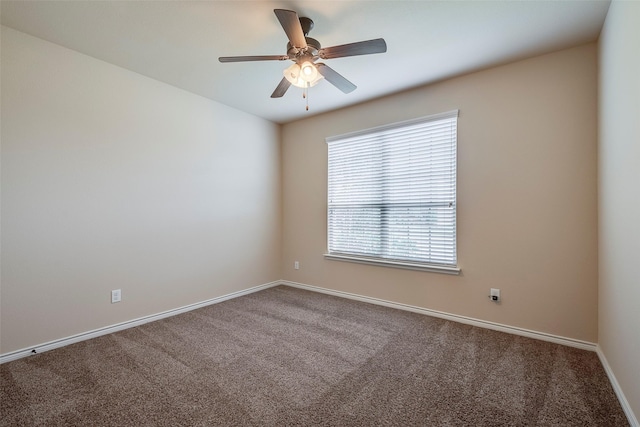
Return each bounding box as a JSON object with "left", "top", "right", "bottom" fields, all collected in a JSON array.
[{"left": 324, "top": 253, "right": 461, "bottom": 275}]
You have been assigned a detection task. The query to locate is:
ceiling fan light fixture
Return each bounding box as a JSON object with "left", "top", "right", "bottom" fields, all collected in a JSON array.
[{"left": 284, "top": 62, "right": 322, "bottom": 88}]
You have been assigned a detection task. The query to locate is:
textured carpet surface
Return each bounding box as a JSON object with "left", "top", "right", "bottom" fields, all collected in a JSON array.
[{"left": 0, "top": 285, "right": 629, "bottom": 426}]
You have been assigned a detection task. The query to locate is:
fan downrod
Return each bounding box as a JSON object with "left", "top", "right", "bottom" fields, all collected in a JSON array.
[{"left": 299, "top": 17, "right": 314, "bottom": 36}]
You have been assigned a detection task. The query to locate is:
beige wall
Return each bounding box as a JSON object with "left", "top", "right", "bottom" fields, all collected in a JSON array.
[
  {"left": 0, "top": 27, "right": 282, "bottom": 354},
  {"left": 598, "top": 0, "right": 640, "bottom": 420},
  {"left": 282, "top": 44, "right": 598, "bottom": 343}
]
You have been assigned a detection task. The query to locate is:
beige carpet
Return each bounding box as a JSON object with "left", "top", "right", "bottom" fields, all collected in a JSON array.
[{"left": 0, "top": 285, "right": 629, "bottom": 426}]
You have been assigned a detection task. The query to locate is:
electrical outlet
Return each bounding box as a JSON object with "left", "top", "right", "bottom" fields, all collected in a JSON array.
[
  {"left": 490, "top": 288, "right": 500, "bottom": 302},
  {"left": 294, "top": 261, "right": 300, "bottom": 270},
  {"left": 111, "top": 289, "right": 122, "bottom": 304}
]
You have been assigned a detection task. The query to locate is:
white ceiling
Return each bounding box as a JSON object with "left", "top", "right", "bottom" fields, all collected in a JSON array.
[{"left": 1, "top": 1, "right": 610, "bottom": 124}]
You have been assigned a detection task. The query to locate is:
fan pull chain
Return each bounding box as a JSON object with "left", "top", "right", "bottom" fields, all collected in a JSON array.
[{"left": 305, "top": 83, "right": 309, "bottom": 111}]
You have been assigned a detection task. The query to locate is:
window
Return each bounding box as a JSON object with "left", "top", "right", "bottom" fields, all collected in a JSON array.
[{"left": 325, "top": 110, "right": 459, "bottom": 274}]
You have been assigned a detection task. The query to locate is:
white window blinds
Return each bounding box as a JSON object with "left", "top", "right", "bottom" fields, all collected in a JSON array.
[{"left": 326, "top": 110, "right": 458, "bottom": 268}]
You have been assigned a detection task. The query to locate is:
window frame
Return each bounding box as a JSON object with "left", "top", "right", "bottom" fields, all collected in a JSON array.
[{"left": 324, "top": 110, "right": 460, "bottom": 275}]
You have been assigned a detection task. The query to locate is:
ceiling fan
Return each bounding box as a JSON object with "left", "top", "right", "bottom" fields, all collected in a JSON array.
[{"left": 219, "top": 9, "right": 387, "bottom": 103}]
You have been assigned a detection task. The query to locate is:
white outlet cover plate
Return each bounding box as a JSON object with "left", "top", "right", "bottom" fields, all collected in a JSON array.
[{"left": 111, "top": 289, "right": 121, "bottom": 303}]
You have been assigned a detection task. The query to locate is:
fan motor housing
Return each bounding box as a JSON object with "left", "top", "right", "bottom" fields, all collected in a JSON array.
[{"left": 287, "top": 37, "right": 321, "bottom": 58}]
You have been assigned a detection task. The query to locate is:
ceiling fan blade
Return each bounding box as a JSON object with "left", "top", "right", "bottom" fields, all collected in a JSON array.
[
  {"left": 271, "top": 77, "right": 292, "bottom": 98},
  {"left": 316, "top": 64, "right": 356, "bottom": 94},
  {"left": 274, "top": 9, "right": 307, "bottom": 49},
  {"left": 319, "top": 38, "right": 387, "bottom": 60},
  {"left": 219, "top": 55, "right": 288, "bottom": 63}
]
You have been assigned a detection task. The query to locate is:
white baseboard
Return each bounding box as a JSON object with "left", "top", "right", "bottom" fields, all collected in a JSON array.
[
  {"left": 0, "top": 281, "right": 281, "bottom": 364},
  {"left": 596, "top": 346, "right": 639, "bottom": 427},
  {"left": 0, "top": 278, "right": 598, "bottom": 358},
  {"left": 280, "top": 280, "right": 597, "bottom": 351}
]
